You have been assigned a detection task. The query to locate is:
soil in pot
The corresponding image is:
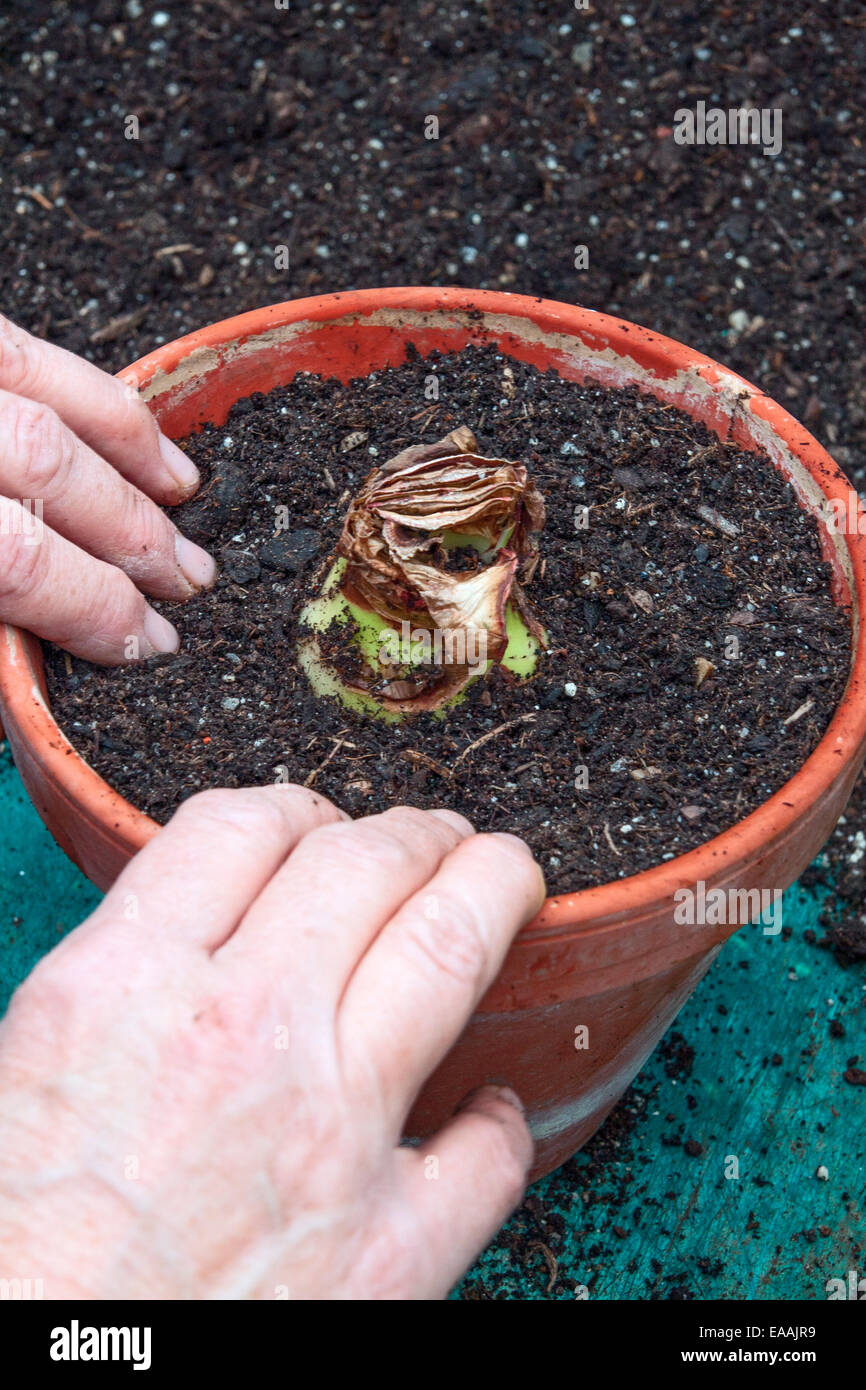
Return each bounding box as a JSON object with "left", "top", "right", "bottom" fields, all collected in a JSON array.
[{"left": 43, "top": 346, "right": 850, "bottom": 893}]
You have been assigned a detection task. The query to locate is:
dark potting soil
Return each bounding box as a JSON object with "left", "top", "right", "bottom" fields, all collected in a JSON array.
[
  {"left": 800, "top": 771, "right": 866, "bottom": 967},
  {"left": 4, "top": 3, "right": 864, "bottom": 492},
  {"left": 43, "top": 345, "right": 851, "bottom": 893}
]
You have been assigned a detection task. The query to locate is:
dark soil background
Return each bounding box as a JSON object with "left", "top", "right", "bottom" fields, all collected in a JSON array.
[
  {"left": 2, "top": 0, "right": 865, "bottom": 1299},
  {"left": 1, "top": 2, "right": 864, "bottom": 481}
]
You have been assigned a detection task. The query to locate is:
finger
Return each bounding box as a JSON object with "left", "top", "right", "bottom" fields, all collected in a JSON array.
[
  {"left": 399, "top": 1086, "right": 533, "bottom": 1298},
  {"left": 339, "top": 832, "right": 545, "bottom": 1126},
  {"left": 0, "top": 501, "right": 179, "bottom": 662},
  {"left": 218, "top": 806, "right": 475, "bottom": 1000},
  {"left": 78, "top": 786, "right": 348, "bottom": 952},
  {"left": 0, "top": 313, "right": 201, "bottom": 504},
  {"left": 0, "top": 390, "right": 215, "bottom": 598}
]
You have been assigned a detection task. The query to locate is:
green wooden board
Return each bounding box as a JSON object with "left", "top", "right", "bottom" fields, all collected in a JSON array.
[{"left": 0, "top": 745, "right": 862, "bottom": 1300}]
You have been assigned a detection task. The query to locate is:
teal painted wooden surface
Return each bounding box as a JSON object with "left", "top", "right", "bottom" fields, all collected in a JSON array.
[
  {"left": 0, "top": 745, "right": 862, "bottom": 1299},
  {"left": 457, "top": 880, "right": 865, "bottom": 1299},
  {"left": 0, "top": 746, "right": 101, "bottom": 1014}
]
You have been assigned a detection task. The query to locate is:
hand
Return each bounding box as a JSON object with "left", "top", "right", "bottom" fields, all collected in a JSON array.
[
  {"left": 0, "top": 786, "right": 545, "bottom": 1299},
  {"left": 0, "top": 314, "right": 215, "bottom": 663}
]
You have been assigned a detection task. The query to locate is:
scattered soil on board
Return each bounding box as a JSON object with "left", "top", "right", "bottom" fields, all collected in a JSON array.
[
  {"left": 458, "top": 1073, "right": 656, "bottom": 1301},
  {"left": 43, "top": 346, "right": 850, "bottom": 893},
  {"left": 800, "top": 771, "right": 866, "bottom": 966}
]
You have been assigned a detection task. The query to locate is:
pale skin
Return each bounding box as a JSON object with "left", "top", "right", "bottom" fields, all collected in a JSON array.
[
  {"left": 0, "top": 313, "right": 214, "bottom": 660},
  {"left": 0, "top": 318, "right": 542, "bottom": 1298}
]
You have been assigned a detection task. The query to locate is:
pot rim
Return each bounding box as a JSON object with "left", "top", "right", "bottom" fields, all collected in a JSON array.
[{"left": 2, "top": 286, "right": 865, "bottom": 941}]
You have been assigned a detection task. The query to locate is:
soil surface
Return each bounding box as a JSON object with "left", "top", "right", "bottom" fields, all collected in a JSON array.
[{"left": 44, "top": 346, "right": 850, "bottom": 893}]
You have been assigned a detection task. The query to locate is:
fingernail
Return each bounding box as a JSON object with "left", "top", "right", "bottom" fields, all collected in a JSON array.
[
  {"left": 175, "top": 533, "right": 217, "bottom": 590},
  {"left": 458, "top": 1083, "right": 526, "bottom": 1115},
  {"left": 142, "top": 605, "right": 180, "bottom": 656},
  {"left": 158, "top": 432, "right": 200, "bottom": 494},
  {"left": 487, "top": 1084, "right": 525, "bottom": 1114}
]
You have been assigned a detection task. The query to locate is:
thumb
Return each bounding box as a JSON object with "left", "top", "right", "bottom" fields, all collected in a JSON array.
[{"left": 399, "top": 1085, "right": 533, "bottom": 1297}]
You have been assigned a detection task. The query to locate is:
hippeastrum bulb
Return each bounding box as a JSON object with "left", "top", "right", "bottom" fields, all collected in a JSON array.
[{"left": 299, "top": 427, "right": 546, "bottom": 716}]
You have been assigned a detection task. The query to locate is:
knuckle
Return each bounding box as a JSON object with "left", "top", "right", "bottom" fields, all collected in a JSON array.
[
  {"left": 468, "top": 832, "right": 542, "bottom": 900},
  {"left": 50, "top": 563, "right": 143, "bottom": 655},
  {"left": 7, "top": 944, "right": 92, "bottom": 1033},
  {"left": 306, "top": 820, "right": 417, "bottom": 876},
  {"left": 173, "top": 787, "right": 292, "bottom": 849},
  {"left": 2, "top": 938, "right": 140, "bottom": 1087},
  {"left": 14, "top": 953, "right": 72, "bottom": 1008},
  {"left": 377, "top": 805, "right": 433, "bottom": 833},
  {"left": 473, "top": 831, "right": 534, "bottom": 874},
  {"left": 116, "top": 483, "right": 173, "bottom": 563},
  {"left": 110, "top": 379, "right": 157, "bottom": 449},
  {"left": 426, "top": 806, "right": 474, "bottom": 836},
  {"left": 0, "top": 317, "right": 38, "bottom": 395},
  {"left": 0, "top": 525, "right": 45, "bottom": 605},
  {"left": 359, "top": 824, "right": 422, "bottom": 874},
  {"left": 268, "top": 782, "right": 342, "bottom": 827},
  {"left": 6, "top": 396, "right": 71, "bottom": 493},
  {"left": 378, "top": 804, "right": 458, "bottom": 847},
  {"left": 403, "top": 891, "right": 489, "bottom": 986}
]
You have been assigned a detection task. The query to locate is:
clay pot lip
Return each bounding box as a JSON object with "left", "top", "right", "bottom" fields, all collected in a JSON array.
[{"left": 2, "top": 286, "right": 865, "bottom": 941}]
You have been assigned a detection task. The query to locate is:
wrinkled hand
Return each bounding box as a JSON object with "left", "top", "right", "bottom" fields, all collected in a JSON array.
[
  {"left": 0, "top": 786, "right": 544, "bottom": 1299},
  {"left": 0, "top": 314, "right": 214, "bottom": 662}
]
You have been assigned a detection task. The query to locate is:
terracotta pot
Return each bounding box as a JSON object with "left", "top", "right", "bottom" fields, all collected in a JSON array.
[{"left": 3, "top": 288, "right": 866, "bottom": 1180}]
